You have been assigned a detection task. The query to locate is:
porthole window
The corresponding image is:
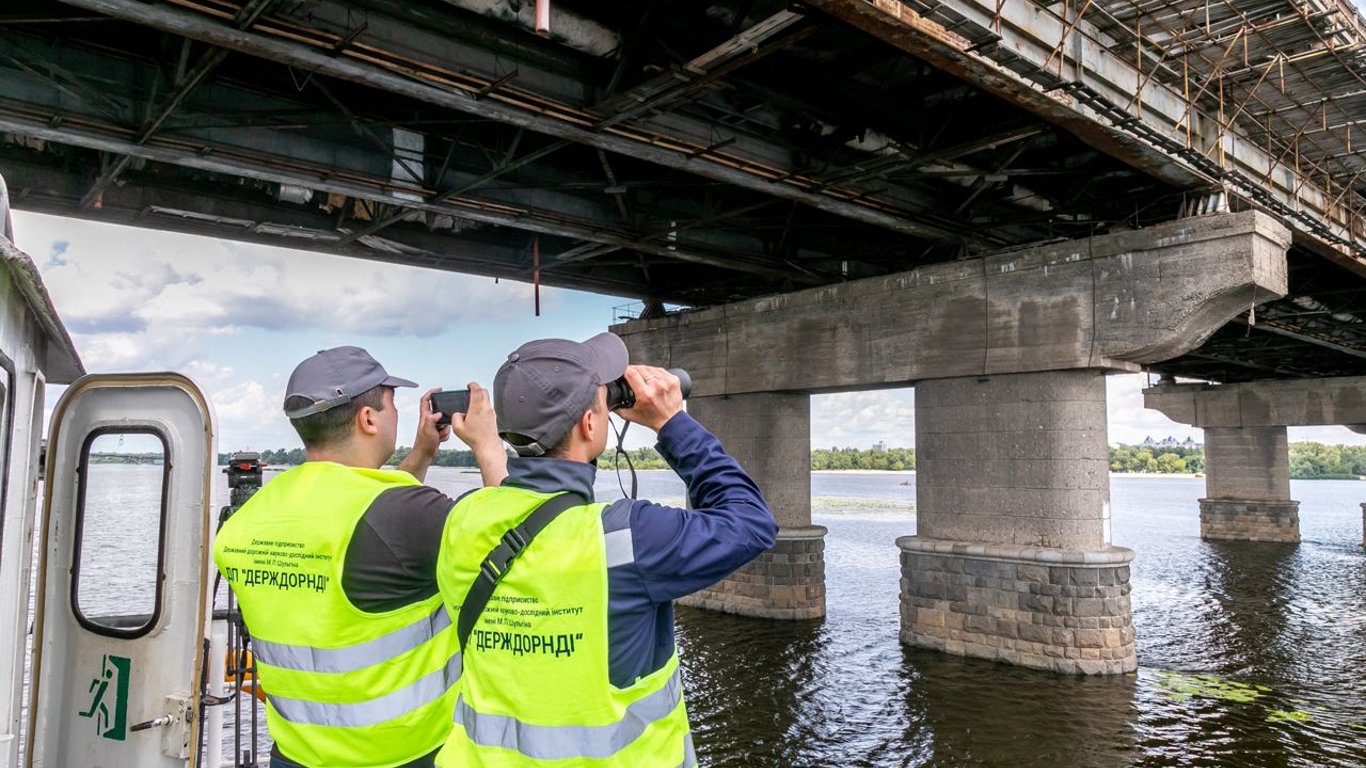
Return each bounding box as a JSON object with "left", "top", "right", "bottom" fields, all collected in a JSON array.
[{"left": 71, "top": 428, "right": 169, "bottom": 637}]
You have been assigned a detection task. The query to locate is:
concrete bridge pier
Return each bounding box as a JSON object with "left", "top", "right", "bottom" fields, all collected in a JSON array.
[
  {"left": 1145, "top": 376, "right": 1366, "bottom": 543},
  {"left": 619, "top": 210, "right": 1292, "bottom": 673},
  {"left": 681, "top": 392, "right": 826, "bottom": 619},
  {"left": 1200, "top": 427, "right": 1298, "bottom": 542},
  {"left": 903, "top": 370, "right": 1137, "bottom": 674}
]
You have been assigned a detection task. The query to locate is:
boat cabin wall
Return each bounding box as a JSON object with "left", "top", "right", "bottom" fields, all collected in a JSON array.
[{"left": 0, "top": 237, "right": 58, "bottom": 766}]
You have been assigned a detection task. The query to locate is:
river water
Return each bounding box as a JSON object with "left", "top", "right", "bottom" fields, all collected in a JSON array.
[{"left": 60, "top": 465, "right": 1366, "bottom": 766}]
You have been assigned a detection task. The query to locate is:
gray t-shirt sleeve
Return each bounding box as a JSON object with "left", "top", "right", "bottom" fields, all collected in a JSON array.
[{"left": 342, "top": 485, "right": 457, "bottom": 613}]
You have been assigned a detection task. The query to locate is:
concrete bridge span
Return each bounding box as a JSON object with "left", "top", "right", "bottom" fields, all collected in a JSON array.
[{"left": 619, "top": 210, "right": 1294, "bottom": 675}]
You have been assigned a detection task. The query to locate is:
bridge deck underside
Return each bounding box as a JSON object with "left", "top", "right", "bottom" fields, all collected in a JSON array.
[{"left": 0, "top": 0, "right": 1363, "bottom": 381}]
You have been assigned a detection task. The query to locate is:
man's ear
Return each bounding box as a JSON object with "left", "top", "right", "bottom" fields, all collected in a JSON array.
[
  {"left": 356, "top": 405, "right": 381, "bottom": 436},
  {"left": 577, "top": 408, "right": 596, "bottom": 442}
]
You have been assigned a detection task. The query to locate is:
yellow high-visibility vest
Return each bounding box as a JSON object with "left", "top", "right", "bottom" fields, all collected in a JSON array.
[
  {"left": 434, "top": 486, "right": 694, "bottom": 768},
  {"left": 215, "top": 462, "right": 461, "bottom": 768}
]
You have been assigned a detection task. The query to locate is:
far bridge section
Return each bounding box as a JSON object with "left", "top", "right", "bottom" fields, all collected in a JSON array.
[
  {"left": 1146, "top": 376, "right": 1366, "bottom": 543},
  {"left": 4, "top": 0, "right": 1366, "bottom": 674}
]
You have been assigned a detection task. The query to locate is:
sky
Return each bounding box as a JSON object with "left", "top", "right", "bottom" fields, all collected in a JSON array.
[{"left": 10, "top": 210, "right": 1365, "bottom": 452}]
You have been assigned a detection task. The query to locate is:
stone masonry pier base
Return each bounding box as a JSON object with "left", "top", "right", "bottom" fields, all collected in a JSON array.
[
  {"left": 899, "top": 539, "right": 1136, "bottom": 675},
  {"left": 909, "top": 370, "right": 1136, "bottom": 674},
  {"left": 1200, "top": 500, "right": 1300, "bottom": 542},
  {"left": 1200, "top": 426, "right": 1299, "bottom": 543},
  {"left": 684, "top": 393, "right": 825, "bottom": 619},
  {"left": 679, "top": 526, "right": 826, "bottom": 620}
]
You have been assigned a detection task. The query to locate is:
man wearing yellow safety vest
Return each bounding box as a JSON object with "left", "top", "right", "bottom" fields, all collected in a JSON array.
[
  {"left": 434, "top": 332, "right": 777, "bottom": 767},
  {"left": 215, "top": 346, "right": 508, "bottom": 768}
]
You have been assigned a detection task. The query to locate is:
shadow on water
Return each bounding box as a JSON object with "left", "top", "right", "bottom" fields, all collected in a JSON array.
[
  {"left": 677, "top": 609, "right": 830, "bottom": 768},
  {"left": 904, "top": 649, "right": 1139, "bottom": 768},
  {"left": 674, "top": 607, "right": 1146, "bottom": 768},
  {"left": 1202, "top": 540, "right": 1299, "bottom": 676}
]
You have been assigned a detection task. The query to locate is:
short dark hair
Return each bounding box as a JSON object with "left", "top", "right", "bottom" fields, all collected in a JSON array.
[
  {"left": 542, "top": 429, "right": 575, "bottom": 459},
  {"left": 542, "top": 387, "right": 606, "bottom": 458},
  {"left": 503, "top": 428, "right": 574, "bottom": 458},
  {"left": 286, "top": 385, "right": 388, "bottom": 450}
]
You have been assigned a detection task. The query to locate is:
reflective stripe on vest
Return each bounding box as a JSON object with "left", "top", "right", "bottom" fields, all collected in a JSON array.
[
  {"left": 603, "top": 528, "right": 634, "bottom": 568},
  {"left": 254, "top": 604, "right": 452, "bottom": 674},
  {"left": 214, "top": 463, "right": 463, "bottom": 767},
  {"left": 680, "top": 733, "right": 697, "bottom": 768},
  {"left": 271, "top": 650, "right": 463, "bottom": 728},
  {"left": 451, "top": 666, "right": 682, "bottom": 760},
  {"left": 435, "top": 487, "right": 692, "bottom": 768}
]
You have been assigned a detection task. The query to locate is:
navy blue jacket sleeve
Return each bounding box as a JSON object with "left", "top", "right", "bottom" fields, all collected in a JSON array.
[{"left": 626, "top": 411, "right": 777, "bottom": 604}]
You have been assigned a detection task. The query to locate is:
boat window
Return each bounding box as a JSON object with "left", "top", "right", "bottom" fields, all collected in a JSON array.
[{"left": 72, "top": 429, "right": 169, "bottom": 637}]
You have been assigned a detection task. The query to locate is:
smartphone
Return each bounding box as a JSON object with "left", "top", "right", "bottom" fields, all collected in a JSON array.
[{"left": 431, "top": 390, "right": 471, "bottom": 426}]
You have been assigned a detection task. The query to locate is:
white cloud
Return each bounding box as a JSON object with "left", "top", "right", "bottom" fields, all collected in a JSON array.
[
  {"left": 811, "top": 389, "right": 915, "bottom": 449},
  {"left": 1289, "top": 425, "right": 1366, "bottom": 445},
  {"left": 209, "top": 379, "right": 280, "bottom": 448},
  {"left": 12, "top": 211, "right": 543, "bottom": 371},
  {"left": 1104, "top": 372, "right": 1198, "bottom": 445}
]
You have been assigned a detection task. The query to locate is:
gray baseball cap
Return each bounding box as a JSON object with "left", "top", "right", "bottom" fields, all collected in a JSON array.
[
  {"left": 493, "top": 332, "right": 628, "bottom": 456},
  {"left": 283, "top": 346, "right": 417, "bottom": 419}
]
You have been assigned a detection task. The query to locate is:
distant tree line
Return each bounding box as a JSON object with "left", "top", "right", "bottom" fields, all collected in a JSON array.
[
  {"left": 217, "top": 442, "right": 1366, "bottom": 480},
  {"left": 88, "top": 452, "right": 164, "bottom": 465},
  {"left": 220, "top": 447, "right": 482, "bottom": 467},
  {"left": 1108, "top": 445, "right": 1204, "bottom": 474},
  {"left": 218, "top": 448, "right": 308, "bottom": 466},
  {"left": 1288, "top": 442, "right": 1366, "bottom": 480},
  {"left": 811, "top": 447, "right": 916, "bottom": 471}
]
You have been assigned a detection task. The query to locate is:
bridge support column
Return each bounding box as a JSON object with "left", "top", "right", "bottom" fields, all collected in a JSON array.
[
  {"left": 1142, "top": 377, "right": 1366, "bottom": 543},
  {"left": 681, "top": 393, "right": 825, "bottom": 620},
  {"left": 1201, "top": 426, "right": 1299, "bottom": 542},
  {"left": 900, "top": 370, "right": 1137, "bottom": 675}
]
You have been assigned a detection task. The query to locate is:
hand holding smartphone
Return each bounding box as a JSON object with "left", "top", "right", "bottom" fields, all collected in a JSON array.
[{"left": 431, "top": 389, "right": 471, "bottom": 426}]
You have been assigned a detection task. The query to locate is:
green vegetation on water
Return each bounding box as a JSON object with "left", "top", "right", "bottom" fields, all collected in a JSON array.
[{"left": 206, "top": 441, "right": 1366, "bottom": 480}]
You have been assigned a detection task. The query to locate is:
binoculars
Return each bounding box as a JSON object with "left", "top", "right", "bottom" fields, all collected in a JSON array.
[{"left": 605, "top": 369, "right": 692, "bottom": 411}]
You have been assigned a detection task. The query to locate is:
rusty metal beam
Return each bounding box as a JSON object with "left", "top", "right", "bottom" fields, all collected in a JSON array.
[
  {"left": 77, "top": 0, "right": 277, "bottom": 207},
  {"left": 55, "top": 0, "right": 962, "bottom": 240},
  {"left": 0, "top": 109, "right": 816, "bottom": 283},
  {"left": 1235, "top": 316, "right": 1366, "bottom": 361},
  {"left": 337, "top": 9, "right": 814, "bottom": 250},
  {"left": 801, "top": 0, "right": 1365, "bottom": 268}
]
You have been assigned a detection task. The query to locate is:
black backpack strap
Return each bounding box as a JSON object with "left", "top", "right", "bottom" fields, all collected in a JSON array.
[{"left": 457, "top": 492, "right": 588, "bottom": 650}]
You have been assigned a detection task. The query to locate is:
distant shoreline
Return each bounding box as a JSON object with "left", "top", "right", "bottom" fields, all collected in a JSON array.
[
  {"left": 811, "top": 469, "right": 1205, "bottom": 478},
  {"left": 222, "top": 466, "right": 1359, "bottom": 481}
]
